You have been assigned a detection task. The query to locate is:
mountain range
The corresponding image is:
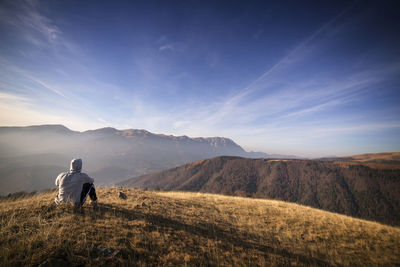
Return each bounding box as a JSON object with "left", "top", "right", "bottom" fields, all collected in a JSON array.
[
  {"left": 3, "top": 124, "right": 399, "bottom": 226},
  {"left": 0, "top": 124, "right": 289, "bottom": 195},
  {"left": 119, "top": 155, "right": 400, "bottom": 226}
]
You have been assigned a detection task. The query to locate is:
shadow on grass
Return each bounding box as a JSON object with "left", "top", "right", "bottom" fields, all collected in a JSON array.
[{"left": 72, "top": 202, "right": 332, "bottom": 266}]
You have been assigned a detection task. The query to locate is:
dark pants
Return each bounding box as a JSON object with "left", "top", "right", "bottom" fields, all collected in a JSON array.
[{"left": 80, "top": 183, "right": 97, "bottom": 205}]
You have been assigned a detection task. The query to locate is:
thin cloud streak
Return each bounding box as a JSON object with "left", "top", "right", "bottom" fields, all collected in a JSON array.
[
  {"left": 0, "top": 90, "right": 108, "bottom": 131},
  {"left": 0, "top": 92, "right": 30, "bottom": 102},
  {"left": 236, "top": 1, "right": 357, "bottom": 98},
  {"left": 181, "top": 2, "right": 361, "bottom": 137},
  {"left": 0, "top": 58, "right": 70, "bottom": 100},
  {"left": 159, "top": 44, "right": 175, "bottom": 52},
  {"left": 189, "top": 66, "right": 389, "bottom": 130},
  {"left": 0, "top": 0, "right": 61, "bottom": 43}
]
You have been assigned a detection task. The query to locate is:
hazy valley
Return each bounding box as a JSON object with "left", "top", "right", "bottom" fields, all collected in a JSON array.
[{"left": 0, "top": 125, "right": 281, "bottom": 195}]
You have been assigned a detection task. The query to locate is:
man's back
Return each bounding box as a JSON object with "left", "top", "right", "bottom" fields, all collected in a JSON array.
[{"left": 55, "top": 159, "right": 94, "bottom": 205}]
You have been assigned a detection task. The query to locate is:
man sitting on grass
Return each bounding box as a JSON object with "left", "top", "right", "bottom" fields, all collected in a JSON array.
[{"left": 55, "top": 158, "right": 97, "bottom": 206}]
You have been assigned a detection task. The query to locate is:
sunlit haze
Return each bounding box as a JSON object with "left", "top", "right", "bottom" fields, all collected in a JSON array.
[{"left": 1, "top": 0, "right": 399, "bottom": 157}]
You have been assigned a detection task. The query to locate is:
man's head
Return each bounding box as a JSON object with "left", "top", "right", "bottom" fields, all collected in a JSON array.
[{"left": 70, "top": 158, "right": 82, "bottom": 172}]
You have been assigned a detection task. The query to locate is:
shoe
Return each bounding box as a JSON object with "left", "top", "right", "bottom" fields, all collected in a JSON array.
[{"left": 90, "top": 200, "right": 98, "bottom": 207}]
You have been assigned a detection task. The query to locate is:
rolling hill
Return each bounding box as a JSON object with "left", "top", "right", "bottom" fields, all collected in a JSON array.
[
  {"left": 338, "top": 152, "right": 400, "bottom": 163},
  {"left": 333, "top": 152, "right": 400, "bottom": 169},
  {"left": 119, "top": 156, "right": 400, "bottom": 226},
  {"left": 1, "top": 188, "right": 399, "bottom": 266}
]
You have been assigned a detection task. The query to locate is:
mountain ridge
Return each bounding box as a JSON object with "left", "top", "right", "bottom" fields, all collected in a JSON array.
[{"left": 1, "top": 124, "right": 246, "bottom": 152}]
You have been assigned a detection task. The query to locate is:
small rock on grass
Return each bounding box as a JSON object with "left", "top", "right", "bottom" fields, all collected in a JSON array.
[
  {"left": 39, "top": 258, "right": 68, "bottom": 267},
  {"left": 119, "top": 192, "right": 127, "bottom": 200},
  {"left": 94, "top": 247, "right": 122, "bottom": 258}
]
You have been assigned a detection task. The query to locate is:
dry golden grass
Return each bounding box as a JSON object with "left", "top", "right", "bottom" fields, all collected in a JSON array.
[
  {"left": 343, "top": 152, "right": 400, "bottom": 162},
  {"left": 333, "top": 152, "right": 400, "bottom": 169},
  {"left": 332, "top": 161, "right": 400, "bottom": 170},
  {"left": 1, "top": 188, "right": 399, "bottom": 266}
]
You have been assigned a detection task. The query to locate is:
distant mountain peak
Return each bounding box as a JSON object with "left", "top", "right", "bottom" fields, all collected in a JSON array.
[
  {"left": 28, "top": 124, "right": 68, "bottom": 129},
  {"left": 0, "top": 124, "right": 73, "bottom": 133},
  {"left": 120, "top": 129, "right": 152, "bottom": 137},
  {"left": 84, "top": 127, "right": 118, "bottom": 134}
]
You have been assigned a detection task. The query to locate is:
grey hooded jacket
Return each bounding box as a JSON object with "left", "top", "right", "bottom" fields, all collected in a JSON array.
[{"left": 55, "top": 159, "right": 94, "bottom": 204}]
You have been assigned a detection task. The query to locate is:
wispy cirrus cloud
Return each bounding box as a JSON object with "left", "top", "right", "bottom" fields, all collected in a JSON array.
[
  {"left": 159, "top": 43, "right": 175, "bottom": 52},
  {"left": 185, "top": 66, "right": 386, "bottom": 131},
  {"left": 235, "top": 1, "right": 357, "bottom": 99},
  {"left": 0, "top": 56, "right": 71, "bottom": 101},
  {"left": 0, "top": 0, "right": 61, "bottom": 44},
  {"left": 0, "top": 91, "right": 30, "bottom": 102},
  {"left": 0, "top": 91, "right": 105, "bottom": 130}
]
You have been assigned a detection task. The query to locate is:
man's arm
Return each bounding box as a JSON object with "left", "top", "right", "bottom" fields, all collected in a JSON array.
[{"left": 82, "top": 173, "right": 94, "bottom": 184}]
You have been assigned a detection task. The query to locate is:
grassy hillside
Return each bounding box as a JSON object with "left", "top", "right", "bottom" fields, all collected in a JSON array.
[
  {"left": 339, "top": 152, "right": 400, "bottom": 163},
  {"left": 119, "top": 156, "right": 400, "bottom": 226},
  {"left": 1, "top": 188, "right": 399, "bottom": 266},
  {"left": 333, "top": 152, "right": 400, "bottom": 169}
]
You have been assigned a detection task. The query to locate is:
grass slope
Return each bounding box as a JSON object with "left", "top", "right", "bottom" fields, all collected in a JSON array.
[
  {"left": 335, "top": 152, "right": 400, "bottom": 169},
  {"left": 340, "top": 152, "right": 400, "bottom": 162},
  {"left": 1, "top": 188, "right": 399, "bottom": 266}
]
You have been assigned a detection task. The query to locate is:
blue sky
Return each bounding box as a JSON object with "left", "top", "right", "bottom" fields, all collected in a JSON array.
[{"left": 0, "top": 0, "right": 399, "bottom": 157}]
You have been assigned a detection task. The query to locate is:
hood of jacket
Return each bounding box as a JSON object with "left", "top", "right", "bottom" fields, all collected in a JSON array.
[{"left": 70, "top": 158, "right": 82, "bottom": 172}]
